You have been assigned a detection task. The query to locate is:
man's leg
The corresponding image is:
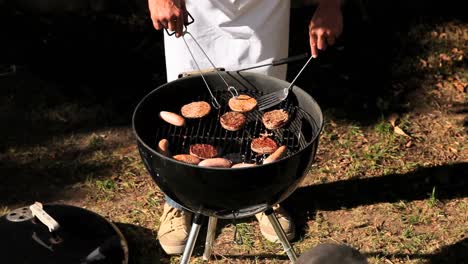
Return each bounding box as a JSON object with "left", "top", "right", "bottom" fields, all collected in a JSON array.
[{"left": 158, "top": 196, "right": 193, "bottom": 255}]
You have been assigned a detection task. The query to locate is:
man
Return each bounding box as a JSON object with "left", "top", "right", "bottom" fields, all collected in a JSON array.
[{"left": 148, "top": 0, "right": 343, "bottom": 255}]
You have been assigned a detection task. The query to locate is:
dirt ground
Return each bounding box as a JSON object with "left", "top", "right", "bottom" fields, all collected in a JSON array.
[{"left": 0, "top": 1, "right": 466, "bottom": 264}]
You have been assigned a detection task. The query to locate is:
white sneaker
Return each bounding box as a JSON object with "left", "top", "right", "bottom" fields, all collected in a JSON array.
[{"left": 157, "top": 203, "right": 192, "bottom": 255}]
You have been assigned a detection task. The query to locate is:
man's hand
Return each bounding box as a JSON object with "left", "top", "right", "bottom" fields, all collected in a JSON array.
[
  {"left": 309, "top": 0, "right": 343, "bottom": 57},
  {"left": 148, "top": 0, "right": 187, "bottom": 37}
]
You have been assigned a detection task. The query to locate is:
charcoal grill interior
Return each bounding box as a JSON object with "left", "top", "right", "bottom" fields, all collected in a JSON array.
[
  {"left": 156, "top": 87, "right": 317, "bottom": 165},
  {"left": 133, "top": 71, "right": 323, "bottom": 218}
]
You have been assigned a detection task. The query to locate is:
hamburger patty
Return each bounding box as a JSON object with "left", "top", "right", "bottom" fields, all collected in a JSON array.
[
  {"left": 262, "top": 109, "right": 289, "bottom": 129},
  {"left": 220, "top": 111, "right": 247, "bottom": 131},
  {"left": 181, "top": 101, "right": 211, "bottom": 118},
  {"left": 228, "top": 94, "right": 257, "bottom": 112},
  {"left": 251, "top": 136, "right": 278, "bottom": 154},
  {"left": 189, "top": 144, "right": 218, "bottom": 159}
]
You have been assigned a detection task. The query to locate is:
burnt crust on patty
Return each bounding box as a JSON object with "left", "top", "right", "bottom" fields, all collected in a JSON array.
[
  {"left": 262, "top": 109, "right": 289, "bottom": 130},
  {"left": 189, "top": 144, "right": 218, "bottom": 159},
  {"left": 220, "top": 111, "right": 247, "bottom": 131},
  {"left": 251, "top": 136, "right": 278, "bottom": 154}
]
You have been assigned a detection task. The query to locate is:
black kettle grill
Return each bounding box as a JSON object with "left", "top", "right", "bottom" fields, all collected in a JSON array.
[{"left": 132, "top": 70, "right": 323, "bottom": 263}]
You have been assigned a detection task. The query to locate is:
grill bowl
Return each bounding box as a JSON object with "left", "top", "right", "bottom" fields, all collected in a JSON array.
[{"left": 132, "top": 72, "right": 323, "bottom": 218}]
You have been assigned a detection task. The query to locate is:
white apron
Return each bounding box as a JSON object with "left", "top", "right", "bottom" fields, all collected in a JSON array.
[{"left": 164, "top": 0, "right": 290, "bottom": 82}]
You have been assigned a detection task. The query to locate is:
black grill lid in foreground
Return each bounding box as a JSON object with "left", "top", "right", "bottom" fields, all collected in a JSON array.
[
  {"left": 133, "top": 72, "right": 323, "bottom": 218},
  {"left": 0, "top": 204, "right": 128, "bottom": 264}
]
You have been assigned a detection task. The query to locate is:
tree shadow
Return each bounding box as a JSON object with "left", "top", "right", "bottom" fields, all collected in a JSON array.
[
  {"left": 426, "top": 237, "right": 468, "bottom": 264},
  {"left": 363, "top": 237, "right": 468, "bottom": 263},
  {"left": 0, "top": 141, "right": 125, "bottom": 207},
  {"left": 283, "top": 162, "right": 467, "bottom": 227},
  {"left": 0, "top": 0, "right": 465, "bottom": 152},
  {"left": 114, "top": 222, "right": 168, "bottom": 264},
  {"left": 288, "top": 0, "right": 466, "bottom": 125},
  {"left": 0, "top": 9, "right": 160, "bottom": 150}
]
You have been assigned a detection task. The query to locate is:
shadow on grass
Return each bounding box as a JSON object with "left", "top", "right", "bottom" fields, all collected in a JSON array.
[
  {"left": 285, "top": 162, "right": 468, "bottom": 227},
  {"left": 0, "top": 0, "right": 465, "bottom": 139},
  {"left": 0, "top": 143, "right": 124, "bottom": 207},
  {"left": 116, "top": 219, "right": 468, "bottom": 263},
  {"left": 115, "top": 222, "right": 169, "bottom": 264},
  {"left": 288, "top": 0, "right": 466, "bottom": 125},
  {"left": 364, "top": 237, "right": 468, "bottom": 264},
  {"left": 0, "top": 63, "right": 152, "bottom": 151},
  {"left": 116, "top": 221, "right": 231, "bottom": 264}
]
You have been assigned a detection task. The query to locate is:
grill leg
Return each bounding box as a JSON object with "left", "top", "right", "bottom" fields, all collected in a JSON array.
[
  {"left": 264, "top": 208, "right": 298, "bottom": 264},
  {"left": 180, "top": 214, "right": 203, "bottom": 264},
  {"left": 202, "top": 217, "right": 218, "bottom": 261}
]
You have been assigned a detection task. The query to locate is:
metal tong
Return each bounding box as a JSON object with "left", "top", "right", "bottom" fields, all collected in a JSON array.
[{"left": 166, "top": 14, "right": 238, "bottom": 109}]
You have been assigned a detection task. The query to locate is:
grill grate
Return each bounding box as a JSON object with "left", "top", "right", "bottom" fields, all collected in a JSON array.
[{"left": 155, "top": 89, "right": 319, "bottom": 164}]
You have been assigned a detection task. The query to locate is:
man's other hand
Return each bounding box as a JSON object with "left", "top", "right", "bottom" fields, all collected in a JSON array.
[
  {"left": 148, "top": 0, "right": 187, "bottom": 37},
  {"left": 309, "top": 0, "right": 343, "bottom": 57}
]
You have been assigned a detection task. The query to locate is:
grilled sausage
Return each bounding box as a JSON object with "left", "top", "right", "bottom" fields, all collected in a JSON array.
[
  {"left": 231, "top": 163, "right": 257, "bottom": 168},
  {"left": 263, "top": 145, "right": 287, "bottom": 164},
  {"left": 173, "top": 154, "right": 201, "bottom": 165},
  {"left": 157, "top": 139, "right": 171, "bottom": 157},
  {"left": 160, "top": 111, "right": 185, "bottom": 126},
  {"left": 198, "top": 158, "right": 232, "bottom": 168}
]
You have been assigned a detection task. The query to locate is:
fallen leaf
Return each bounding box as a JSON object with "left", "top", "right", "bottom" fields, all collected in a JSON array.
[
  {"left": 419, "top": 59, "right": 428, "bottom": 68},
  {"left": 451, "top": 47, "right": 464, "bottom": 59},
  {"left": 435, "top": 82, "right": 444, "bottom": 89},
  {"left": 406, "top": 141, "right": 413, "bottom": 148},
  {"left": 453, "top": 80, "right": 467, "bottom": 93},
  {"left": 387, "top": 113, "right": 399, "bottom": 127},
  {"left": 439, "top": 53, "right": 451, "bottom": 61},
  {"left": 394, "top": 126, "right": 411, "bottom": 138},
  {"left": 448, "top": 147, "right": 458, "bottom": 153}
]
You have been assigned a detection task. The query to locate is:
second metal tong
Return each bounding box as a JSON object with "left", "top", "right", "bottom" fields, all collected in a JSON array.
[{"left": 166, "top": 13, "right": 238, "bottom": 110}]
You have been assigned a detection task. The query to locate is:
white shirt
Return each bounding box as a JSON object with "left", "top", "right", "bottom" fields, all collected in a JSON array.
[{"left": 164, "top": 0, "right": 290, "bottom": 82}]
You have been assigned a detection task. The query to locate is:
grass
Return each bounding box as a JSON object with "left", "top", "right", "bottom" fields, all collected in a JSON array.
[
  {"left": 234, "top": 223, "right": 256, "bottom": 251},
  {"left": 374, "top": 118, "right": 393, "bottom": 137},
  {"left": 88, "top": 133, "right": 106, "bottom": 149},
  {"left": 427, "top": 186, "right": 439, "bottom": 207},
  {"left": 95, "top": 178, "right": 117, "bottom": 192},
  {"left": 0, "top": 207, "right": 9, "bottom": 216}
]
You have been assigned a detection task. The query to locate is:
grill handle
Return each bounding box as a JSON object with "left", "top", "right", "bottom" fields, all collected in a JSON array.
[{"left": 236, "top": 53, "right": 309, "bottom": 72}]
